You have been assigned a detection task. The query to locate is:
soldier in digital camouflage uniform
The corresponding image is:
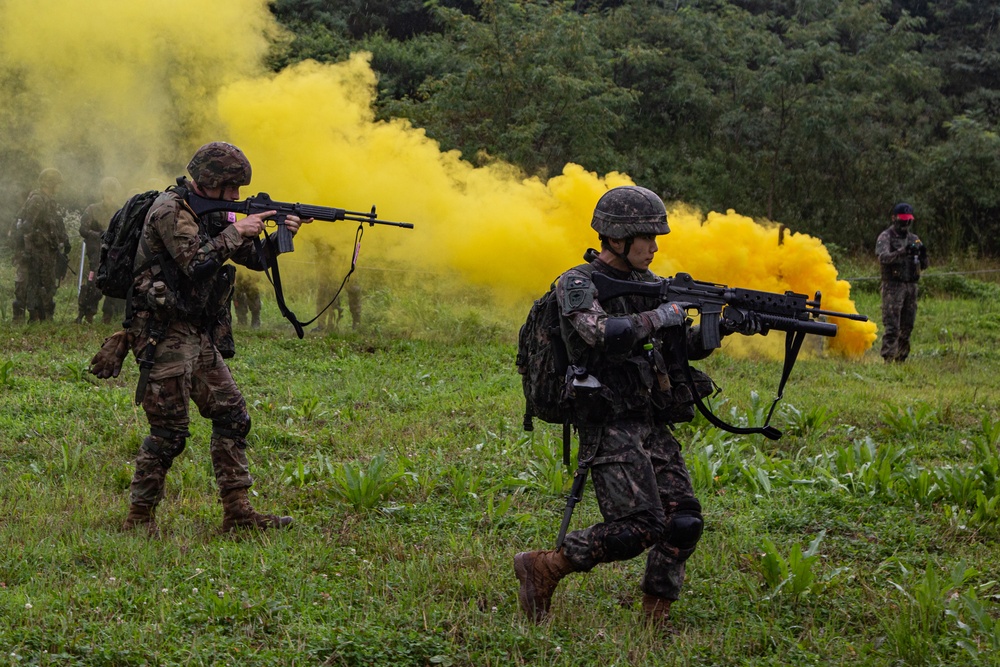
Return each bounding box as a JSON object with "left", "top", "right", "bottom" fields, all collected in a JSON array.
[
  {"left": 876, "top": 202, "right": 928, "bottom": 362},
  {"left": 77, "top": 176, "right": 126, "bottom": 324},
  {"left": 514, "top": 186, "right": 760, "bottom": 628},
  {"left": 17, "top": 168, "right": 70, "bottom": 322},
  {"left": 106, "top": 142, "right": 308, "bottom": 535}
]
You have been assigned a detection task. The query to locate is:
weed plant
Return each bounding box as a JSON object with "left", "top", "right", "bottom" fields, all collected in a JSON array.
[{"left": 0, "top": 259, "right": 997, "bottom": 664}]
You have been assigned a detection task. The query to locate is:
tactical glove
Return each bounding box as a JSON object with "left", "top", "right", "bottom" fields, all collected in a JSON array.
[
  {"left": 721, "top": 308, "right": 763, "bottom": 336},
  {"left": 89, "top": 330, "right": 131, "bottom": 379},
  {"left": 647, "top": 301, "right": 689, "bottom": 330}
]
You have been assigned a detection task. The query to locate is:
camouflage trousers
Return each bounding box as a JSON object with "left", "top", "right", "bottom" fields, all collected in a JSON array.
[
  {"left": 77, "top": 276, "right": 123, "bottom": 323},
  {"left": 561, "top": 420, "right": 701, "bottom": 600},
  {"left": 880, "top": 281, "right": 918, "bottom": 362},
  {"left": 128, "top": 319, "right": 253, "bottom": 507}
]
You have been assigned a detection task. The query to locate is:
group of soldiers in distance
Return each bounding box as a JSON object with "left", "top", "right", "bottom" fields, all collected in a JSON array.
[{"left": 4, "top": 167, "right": 362, "bottom": 330}]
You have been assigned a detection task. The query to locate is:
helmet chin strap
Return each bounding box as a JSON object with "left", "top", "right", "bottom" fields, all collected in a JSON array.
[{"left": 611, "top": 238, "right": 638, "bottom": 273}]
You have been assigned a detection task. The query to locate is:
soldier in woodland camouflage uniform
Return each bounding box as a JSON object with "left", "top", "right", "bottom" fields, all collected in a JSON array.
[
  {"left": 876, "top": 202, "right": 928, "bottom": 362},
  {"left": 17, "top": 168, "right": 70, "bottom": 322},
  {"left": 101, "top": 142, "right": 309, "bottom": 536},
  {"left": 514, "top": 186, "right": 760, "bottom": 628},
  {"left": 77, "top": 177, "right": 125, "bottom": 324}
]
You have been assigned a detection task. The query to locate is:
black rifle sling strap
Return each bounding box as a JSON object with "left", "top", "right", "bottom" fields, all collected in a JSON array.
[
  {"left": 253, "top": 223, "right": 366, "bottom": 340},
  {"left": 254, "top": 234, "right": 304, "bottom": 339},
  {"left": 670, "top": 325, "right": 797, "bottom": 441}
]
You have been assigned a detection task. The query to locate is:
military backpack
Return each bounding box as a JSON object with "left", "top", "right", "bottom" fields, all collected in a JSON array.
[
  {"left": 516, "top": 264, "right": 594, "bottom": 431},
  {"left": 95, "top": 190, "right": 161, "bottom": 299}
]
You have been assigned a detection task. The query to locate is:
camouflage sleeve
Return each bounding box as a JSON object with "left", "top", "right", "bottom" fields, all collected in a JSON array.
[
  {"left": 78, "top": 206, "right": 103, "bottom": 244},
  {"left": 875, "top": 229, "right": 906, "bottom": 264},
  {"left": 146, "top": 195, "right": 245, "bottom": 279},
  {"left": 229, "top": 235, "right": 276, "bottom": 271},
  {"left": 556, "top": 269, "right": 654, "bottom": 348}
]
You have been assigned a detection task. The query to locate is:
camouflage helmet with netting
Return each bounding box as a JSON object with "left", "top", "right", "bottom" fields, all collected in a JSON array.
[
  {"left": 38, "top": 168, "right": 64, "bottom": 188},
  {"left": 591, "top": 185, "right": 669, "bottom": 238},
  {"left": 186, "top": 142, "right": 252, "bottom": 189}
]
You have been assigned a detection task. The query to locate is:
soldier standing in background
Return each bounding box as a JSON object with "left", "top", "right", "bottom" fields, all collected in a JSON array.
[
  {"left": 77, "top": 176, "right": 125, "bottom": 324},
  {"left": 347, "top": 281, "right": 362, "bottom": 330},
  {"left": 876, "top": 202, "right": 928, "bottom": 363},
  {"left": 313, "top": 239, "right": 343, "bottom": 331},
  {"left": 18, "top": 168, "right": 70, "bottom": 322},
  {"left": 233, "top": 268, "right": 262, "bottom": 328}
]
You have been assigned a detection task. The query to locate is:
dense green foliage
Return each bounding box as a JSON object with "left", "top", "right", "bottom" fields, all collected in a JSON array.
[
  {"left": 0, "top": 260, "right": 998, "bottom": 664},
  {"left": 268, "top": 0, "right": 1000, "bottom": 254}
]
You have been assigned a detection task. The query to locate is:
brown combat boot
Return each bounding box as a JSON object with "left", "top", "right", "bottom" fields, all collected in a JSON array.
[
  {"left": 122, "top": 504, "right": 160, "bottom": 537},
  {"left": 513, "top": 549, "right": 575, "bottom": 623},
  {"left": 220, "top": 488, "right": 293, "bottom": 532},
  {"left": 642, "top": 593, "right": 673, "bottom": 628}
]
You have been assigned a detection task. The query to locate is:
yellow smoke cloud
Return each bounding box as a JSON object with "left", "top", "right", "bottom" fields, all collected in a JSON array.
[{"left": 0, "top": 0, "right": 876, "bottom": 357}]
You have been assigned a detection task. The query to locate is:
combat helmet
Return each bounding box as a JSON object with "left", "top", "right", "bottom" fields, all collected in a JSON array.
[
  {"left": 38, "top": 168, "right": 63, "bottom": 188},
  {"left": 186, "top": 142, "right": 252, "bottom": 189},
  {"left": 591, "top": 185, "right": 669, "bottom": 238},
  {"left": 99, "top": 176, "right": 122, "bottom": 200}
]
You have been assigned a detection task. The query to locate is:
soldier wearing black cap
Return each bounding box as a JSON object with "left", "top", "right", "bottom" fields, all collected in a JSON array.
[{"left": 876, "top": 202, "right": 928, "bottom": 362}]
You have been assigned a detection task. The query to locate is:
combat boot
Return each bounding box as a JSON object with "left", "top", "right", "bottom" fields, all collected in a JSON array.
[
  {"left": 513, "top": 549, "right": 575, "bottom": 623},
  {"left": 220, "top": 488, "right": 293, "bottom": 532},
  {"left": 122, "top": 503, "right": 160, "bottom": 537},
  {"left": 642, "top": 593, "right": 672, "bottom": 628}
]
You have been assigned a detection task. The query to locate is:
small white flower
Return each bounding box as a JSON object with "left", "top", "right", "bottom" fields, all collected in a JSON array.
[
  {"left": 217, "top": 591, "right": 224, "bottom": 598},
  {"left": 192, "top": 587, "right": 199, "bottom": 594},
  {"left": 161, "top": 588, "right": 169, "bottom": 593},
  {"left": 108, "top": 577, "right": 116, "bottom": 582},
  {"left": 24, "top": 603, "right": 32, "bottom": 609}
]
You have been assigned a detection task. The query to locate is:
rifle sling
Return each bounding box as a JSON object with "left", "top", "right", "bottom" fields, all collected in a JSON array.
[
  {"left": 254, "top": 234, "right": 305, "bottom": 339},
  {"left": 673, "top": 327, "right": 792, "bottom": 441},
  {"left": 253, "top": 223, "right": 365, "bottom": 339}
]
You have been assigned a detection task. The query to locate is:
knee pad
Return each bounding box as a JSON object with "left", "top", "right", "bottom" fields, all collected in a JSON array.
[
  {"left": 603, "top": 525, "right": 648, "bottom": 562},
  {"left": 666, "top": 498, "right": 704, "bottom": 551},
  {"left": 212, "top": 409, "right": 251, "bottom": 440},
  {"left": 142, "top": 429, "right": 189, "bottom": 468}
]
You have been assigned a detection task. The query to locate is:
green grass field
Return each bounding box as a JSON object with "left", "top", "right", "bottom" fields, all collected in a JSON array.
[{"left": 0, "top": 256, "right": 998, "bottom": 666}]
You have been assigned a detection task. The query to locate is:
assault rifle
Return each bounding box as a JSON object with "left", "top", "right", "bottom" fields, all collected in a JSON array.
[
  {"left": 186, "top": 191, "right": 413, "bottom": 253},
  {"left": 591, "top": 271, "right": 869, "bottom": 440},
  {"left": 553, "top": 271, "right": 870, "bottom": 548},
  {"left": 186, "top": 190, "right": 413, "bottom": 339},
  {"left": 592, "top": 271, "right": 867, "bottom": 350}
]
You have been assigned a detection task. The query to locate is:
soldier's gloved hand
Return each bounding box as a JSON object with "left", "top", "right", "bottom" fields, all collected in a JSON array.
[
  {"left": 721, "top": 309, "right": 763, "bottom": 336},
  {"left": 647, "top": 301, "right": 689, "bottom": 330},
  {"left": 89, "top": 330, "right": 131, "bottom": 379}
]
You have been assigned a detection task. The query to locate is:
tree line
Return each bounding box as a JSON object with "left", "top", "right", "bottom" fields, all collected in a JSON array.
[{"left": 268, "top": 0, "right": 1000, "bottom": 255}]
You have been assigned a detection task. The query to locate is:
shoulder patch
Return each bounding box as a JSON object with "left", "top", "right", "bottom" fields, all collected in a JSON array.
[{"left": 559, "top": 271, "right": 595, "bottom": 313}]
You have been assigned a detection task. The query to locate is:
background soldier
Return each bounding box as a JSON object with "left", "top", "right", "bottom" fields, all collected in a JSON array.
[
  {"left": 19, "top": 168, "right": 69, "bottom": 322},
  {"left": 77, "top": 176, "right": 125, "bottom": 324},
  {"left": 233, "top": 268, "right": 262, "bottom": 328},
  {"left": 347, "top": 280, "right": 362, "bottom": 330},
  {"left": 876, "top": 202, "right": 928, "bottom": 362},
  {"left": 99, "top": 142, "right": 308, "bottom": 535},
  {"left": 513, "top": 186, "right": 759, "bottom": 628},
  {"left": 312, "top": 239, "right": 344, "bottom": 331}
]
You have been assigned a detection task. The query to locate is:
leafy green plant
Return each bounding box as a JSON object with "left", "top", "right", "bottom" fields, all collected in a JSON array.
[
  {"left": 63, "top": 360, "right": 96, "bottom": 385},
  {"left": 0, "top": 359, "right": 14, "bottom": 388},
  {"left": 759, "top": 531, "right": 830, "bottom": 599},
  {"left": 330, "top": 453, "right": 407, "bottom": 511},
  {"left": 781, "top": 403, "right": 833, "bottom": 439},
  {"left": 881, "top": 401, "right": 938, "bottom": 436}
]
